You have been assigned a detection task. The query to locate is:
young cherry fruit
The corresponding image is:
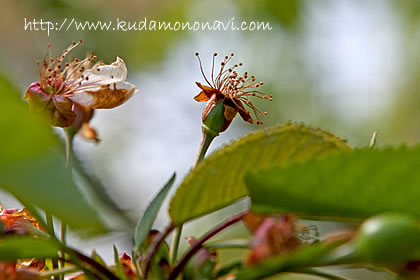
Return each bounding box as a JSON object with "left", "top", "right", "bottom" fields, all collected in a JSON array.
[{"left": 354, "top": 213, "right": 420, "bottom": 264}]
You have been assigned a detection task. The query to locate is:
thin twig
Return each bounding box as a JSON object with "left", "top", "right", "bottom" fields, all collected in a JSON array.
[
  {"left": 169, "top": 128, "right": 216, "bottom": 264},
  {"left": 69, "top": 249, "right": 120, "bottom": 280}
]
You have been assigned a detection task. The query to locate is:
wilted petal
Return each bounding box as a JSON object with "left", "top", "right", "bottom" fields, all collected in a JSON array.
[
  {"left": 0, "top": 208, "right": 43, "bottom": 235},
  {"left": 71, "top": 103, "right": 94, "bottom": 130},
  {"left": 243, "top": 213, "right": 268, "bottom": 233},
  {"left": 71, "top": 103, "right": 99, "bottom": 141},
  {"left": 78, "top": 57, "right": 128, "bottom": 88},
  {"left": 221, "top": 104, "right": 237, "bottom": 132},
  {"left": 17, "top": 258, "right": 45, "bottom": 271},
  {"left": 246, "top": 216, "right": 301, "bottom": 265},
  {"left": 194, "top": 82, "right": 216, "bottom": 102},
  {"left": 79, "top": 123, "right": 100, "bottom": 143},
  {"left": 235, "top": 99, "right": 253, "bottom": 124},
  {"left": 223, "top": 104, "right": 238, "bottom": 122},
  {"left": 194, "top": 91, "right": 211, "bottom": 102},
  {"left": 68, "top": 81, "right": 137, "bottom": 109}
]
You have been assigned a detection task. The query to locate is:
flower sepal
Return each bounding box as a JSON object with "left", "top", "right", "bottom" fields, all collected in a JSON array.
[
  {"left": 202, "top": 96, "right": 226, "bottom": 137},
  {"left": 25, "top": 82, "right": 76, "bottom": 128}
]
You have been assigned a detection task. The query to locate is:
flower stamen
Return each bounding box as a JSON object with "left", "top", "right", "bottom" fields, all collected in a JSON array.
[{"left": 194, "top": 52, "right": 271, "bottom": 127}]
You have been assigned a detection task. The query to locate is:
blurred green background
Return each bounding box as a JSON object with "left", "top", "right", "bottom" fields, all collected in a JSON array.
[{"left": 1, "top": 0, "right": 419, "bottom": 278}]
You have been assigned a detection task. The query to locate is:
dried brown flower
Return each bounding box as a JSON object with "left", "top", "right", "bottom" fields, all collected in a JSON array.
[
  {"left": 194, "top": 52, "right": 271, "bottom": 135},
  {"left": 25, "top": 40, "right": 138, "bottom": 142}
]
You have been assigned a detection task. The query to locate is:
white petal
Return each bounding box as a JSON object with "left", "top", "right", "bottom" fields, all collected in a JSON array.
[
  {"left": 76, "top": 57, "right": 128, "bottom": 89},
  {"left": 67, "top": 91, "right": 95, "bottom": 107}
]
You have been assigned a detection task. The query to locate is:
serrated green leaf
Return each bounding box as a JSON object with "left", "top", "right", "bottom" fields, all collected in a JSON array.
[
  {"left": 169, "top": 124, "right": 350, "bottom": 224},
  {"left": 0, "top": 75, "right": 106, "bottom": 235},
  {"left": 0, "top": 236, "right": 58, "bottom": 260},
  {"left": 134, "top": 173, "right": 176, "bottom": 252},
  {"left": 246, "top": 146, "right": 420, "bottom": 219},
  {"left": 236, "top": 242, "right": 341, "bottom": 280}
]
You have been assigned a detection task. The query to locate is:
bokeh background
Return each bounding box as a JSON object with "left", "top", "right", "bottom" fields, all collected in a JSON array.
[{"left": 1, "top": 0, "right": 419, "bottom": 279}]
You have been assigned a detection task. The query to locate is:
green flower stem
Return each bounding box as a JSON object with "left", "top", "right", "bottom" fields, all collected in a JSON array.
[
  {"left": 61, "top": 128, "right": 76, "bottom": 279},
  {"left": 64, "top": 127, "right": 76, "bottom": 167},
  {"left": 169, "top": 225, "right": 183, "bottom": 265},
  {"left": 193, "top": 126, "right": 217, "bottom": 169},
  {"left": 169, "top": 127, "right": 216, "bottom": 265}
]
